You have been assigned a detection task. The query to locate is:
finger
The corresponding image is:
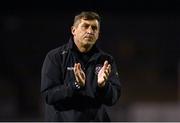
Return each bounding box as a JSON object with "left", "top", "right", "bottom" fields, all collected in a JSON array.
[
  {"left": 104, "top": 69, "right": 109, "bottom": 77},
  {"left": 76, "top": 63, "right": 86, "bottom": 85},
  {"left": 74, "top": 63, "right": 82, "bottom": 81},
  {"left": 76, "top": 72, "right": 85, "bottom": 86},
  {"left": 73, "top": 63, "right": 79, "bottom": 81},
  {"left": 78, "top": 63, "right": 82, "bottom": 69},
  {"left": 103, "top": 60, "right": 108, "bottom": 67},
  {"left": 73, "top": 63, "right": 77, "bottom": 74},
  {"left": 103, "top": 74, "right": 108, "bottom": 81},
  {"left": 76, "top": 63, "right": 83, "bottom": 77},
  {"left": 76, "top": 73, "right": 82, "bottom": 82},
  {"left": 77, "top": 63, "right": 85, "bottom": 77},
  {"left": 76, "top": 63, "right": 80, "bottom": 71},
  {"left": 104, "top": 65, "right": 111, "bottom": 80},
  {"left": 73, "top": 63, "right": 76, "bottom": 70},
  {"left": 78, "top": 69, "right": 85, "bottom": 80},
  {"left": 74, "top": 69, "right": 82, "bottom": 84},
  {"left": 80, "top": 71, "right": 85, "bottom": 80},
  {"left": 76, "top": 63, "right": 81, "bottom": 75},
  {"left": 107, "top": 64, "right": 111, "bottom": 74},
  {"left": 104, "top": 64, "right": 111, "bottom": 73}
]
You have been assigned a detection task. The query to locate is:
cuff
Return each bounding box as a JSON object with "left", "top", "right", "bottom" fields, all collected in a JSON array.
[{"left": 71, "top": 81, "right": 84, "bottom": 91}]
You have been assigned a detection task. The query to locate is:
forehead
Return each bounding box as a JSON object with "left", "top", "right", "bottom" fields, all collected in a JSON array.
[{"left": 79, "top": 19, "right": 99, "bottom": 26}]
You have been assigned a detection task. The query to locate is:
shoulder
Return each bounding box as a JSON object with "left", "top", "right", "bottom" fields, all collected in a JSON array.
[
  {"left": 98, "top": 48, "right": 115, "bottom": 61},
  {"left": 43, "top": 43, "right": 69, "bottom": 65},
  {"left": 46, "top": 43, "right": 68, "bottom": 58}
]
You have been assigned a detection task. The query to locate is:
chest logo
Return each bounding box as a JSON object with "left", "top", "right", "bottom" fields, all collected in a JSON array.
[{"left": 95, "top": 64, "right": 103, "bottom": 75}]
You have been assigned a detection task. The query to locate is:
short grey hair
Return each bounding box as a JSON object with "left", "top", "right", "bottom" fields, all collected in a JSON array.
[{"left": 73, "top": 11, "right": 101, "bottom": 26}]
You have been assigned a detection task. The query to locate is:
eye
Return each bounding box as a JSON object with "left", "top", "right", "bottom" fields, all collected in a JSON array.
[
  {"left": 82, "top": 24, "right": 89, "bottom": 29},
  {"left": 92, "top": 26, "right": 97, "bottom": 31}
]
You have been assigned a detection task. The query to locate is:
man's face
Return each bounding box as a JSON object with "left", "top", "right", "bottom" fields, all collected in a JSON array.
[{"left": 71, "top": 19, "right": 100, "bottom": 47}]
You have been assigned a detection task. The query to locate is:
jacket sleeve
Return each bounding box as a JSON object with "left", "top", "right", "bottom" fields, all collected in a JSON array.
[
  {"left": 95, "top": 57, "right": 121, "bottom": 106},
  {"left": 41, "top": 50, "right": 74, "bottom": 105}
]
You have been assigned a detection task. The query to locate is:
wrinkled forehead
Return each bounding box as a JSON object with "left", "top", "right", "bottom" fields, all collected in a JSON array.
[{"left": 75, "top": 19, "right": 100, "bottom": 27}]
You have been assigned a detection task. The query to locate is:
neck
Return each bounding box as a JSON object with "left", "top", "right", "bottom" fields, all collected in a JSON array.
[{"left": 74, "top": 40, "right": 93, "bottom": 53}]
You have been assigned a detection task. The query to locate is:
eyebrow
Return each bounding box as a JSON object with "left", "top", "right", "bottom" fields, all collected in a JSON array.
[{"left": 81, "top": 22, "right": 98, "bottom": 27}]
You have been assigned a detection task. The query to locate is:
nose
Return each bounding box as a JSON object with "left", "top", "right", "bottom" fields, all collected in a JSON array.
[{"left": 87, "top": 26, "right": 94, "bottom": 34}]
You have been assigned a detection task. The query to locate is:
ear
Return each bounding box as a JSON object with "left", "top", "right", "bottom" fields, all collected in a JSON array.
[{"left": 71, "top": 26, "right": 76, "bottom": 35}]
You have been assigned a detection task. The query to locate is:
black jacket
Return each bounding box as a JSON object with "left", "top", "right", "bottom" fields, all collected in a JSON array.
[{"left": 41, "top": 38, "right": 121, "bottom": 121}]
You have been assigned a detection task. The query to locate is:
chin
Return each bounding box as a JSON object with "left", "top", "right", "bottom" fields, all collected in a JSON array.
[
  {"left": 84, "top": 40, "right": 96, "bottom": 45},
  {"left": 85, "top": 38, "right": 96, "bottom": 43}
]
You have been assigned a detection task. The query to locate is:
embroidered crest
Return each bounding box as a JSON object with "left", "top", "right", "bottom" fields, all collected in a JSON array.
[{"left": 95, "top": 64, "right": 103, "bottom": 75}]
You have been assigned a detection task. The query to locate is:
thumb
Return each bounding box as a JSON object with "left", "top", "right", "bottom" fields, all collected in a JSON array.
[
  {"left": 77, "top": 63, "right": 81, "bottom": 69},
  {"left": 104, "top": 60, "right": 108, "bottom": 67}
]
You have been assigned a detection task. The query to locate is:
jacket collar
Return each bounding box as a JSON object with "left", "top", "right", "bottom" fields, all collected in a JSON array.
[
  {"left": 67, "top": 37, "right": 74, "bottom": 49},
  {"left": 67, "top": 37, "right": 104, "bottom": 62},
  {"left": 67, "top": 36, "right": 100, "bottom": 53}
]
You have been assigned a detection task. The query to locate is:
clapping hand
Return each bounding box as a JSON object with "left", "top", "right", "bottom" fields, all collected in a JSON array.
[
  {"left": 97, "top": 60, "right": 111, "bottom": 87},
  {"left": 73, "top": 63, "right": 86, "bottom": 87}
]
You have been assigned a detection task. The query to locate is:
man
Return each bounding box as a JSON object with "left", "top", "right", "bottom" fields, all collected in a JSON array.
[{"left": 41, "top": 11, "right": 121, "bottom": 121}]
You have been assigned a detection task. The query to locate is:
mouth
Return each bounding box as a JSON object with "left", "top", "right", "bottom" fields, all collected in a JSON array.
[
  {"left": 85, "top": 37, "right": 91, "bottom": 39},
  {"left": 84, "top": 36, "right": 93, "bottom": 39}
]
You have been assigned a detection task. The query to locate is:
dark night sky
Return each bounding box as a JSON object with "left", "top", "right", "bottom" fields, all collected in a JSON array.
[{"left": 0, "top": 0, "right": 179, "bottom": 121}]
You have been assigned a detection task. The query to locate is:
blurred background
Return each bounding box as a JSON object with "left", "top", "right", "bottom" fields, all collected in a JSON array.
[{"left": 0, "top": 0, "right": 179, "bottom": 121}]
